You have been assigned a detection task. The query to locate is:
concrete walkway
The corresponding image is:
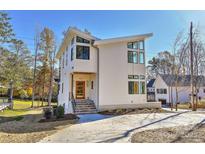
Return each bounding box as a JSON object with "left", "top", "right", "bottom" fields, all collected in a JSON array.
[{"left": 40, "top": 112, "right": 205, "bottom": 143}]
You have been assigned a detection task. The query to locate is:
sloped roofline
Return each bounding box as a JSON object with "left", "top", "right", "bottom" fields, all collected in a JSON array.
[
  {"left": 56, "top": 27, "right": 100, "bottom": 59},
  {"left": 94, "top": 33, "right": 153, "bottom": 45}
]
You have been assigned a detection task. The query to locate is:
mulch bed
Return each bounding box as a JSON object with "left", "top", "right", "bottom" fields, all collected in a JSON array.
[
  {"left": 131, "top": 124, "right": 205, "bottom": 143},
  {"left": 39, "top": 114, "right": 79, "bottom": 123},
  {"left": 99, "top": 108, "right": 172, "bottom": 116}
]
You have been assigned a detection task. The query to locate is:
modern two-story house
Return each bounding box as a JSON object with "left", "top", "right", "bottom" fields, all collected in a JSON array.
[{"left": 57, "top": 27, "right": 160, "bottom": 114}]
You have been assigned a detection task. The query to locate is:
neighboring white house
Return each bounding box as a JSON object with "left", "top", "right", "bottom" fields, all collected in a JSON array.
[
  {"left": 56, "top": 27, "right": 161, "bottom": 114},
  {"left": 155, "top": 74, "right": 205, "bottom": 104}
]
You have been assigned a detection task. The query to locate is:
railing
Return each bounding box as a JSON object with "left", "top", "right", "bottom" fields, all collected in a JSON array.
[
  {"left": 0, "top": 98, "right": 11, "bottom": 111},
  {"left": 71, "top": 99, "right": 76, "bottom": 113}
]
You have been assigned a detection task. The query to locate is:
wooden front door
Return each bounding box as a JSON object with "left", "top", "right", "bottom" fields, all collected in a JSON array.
[{"left": 75, "top": 81, "right": 85, "bottom": 99}]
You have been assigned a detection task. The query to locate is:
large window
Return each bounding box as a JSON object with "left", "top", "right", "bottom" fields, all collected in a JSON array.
[
  {"left": 128, "top": 81, "right": 139, "bottom": 94},
  {"left": 76, "top": 36, "right": 90, "bottom": 44},
  {"left": 66, "top": 51, "right": 68, "bottom": 66},
  {"left": 76, "top": 45, "right": 90, "bottom": 60},
  {"left": 127, "top": 41, "right": 144, "bottom": 50},
  {"left": 128, "top": 75, "right": 145, "bottom": 95},
  {"left": 128, "top": 51, "right": 138, "bottom": 63},
  {"left": 139, "top": 52, "right": 145, "bottom": 64}
]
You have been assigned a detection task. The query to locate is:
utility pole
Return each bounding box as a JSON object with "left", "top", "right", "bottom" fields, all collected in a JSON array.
[{"left": 190, "top": 22, "right": 195, "bottom": 111}]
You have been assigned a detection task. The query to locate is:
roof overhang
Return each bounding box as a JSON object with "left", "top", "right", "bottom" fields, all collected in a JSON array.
[{"left": 94, "top": 33, "right": 153, "bottom": 46}]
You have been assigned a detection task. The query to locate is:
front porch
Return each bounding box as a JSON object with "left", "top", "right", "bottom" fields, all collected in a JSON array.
[{"left": 69, "top": 72, "right": 98, "bottom": 114}]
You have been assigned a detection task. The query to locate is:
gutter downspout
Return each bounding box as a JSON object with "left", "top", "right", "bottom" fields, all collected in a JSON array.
[{"left": 92, "top": 42, "right": 100, "bottom": 111}]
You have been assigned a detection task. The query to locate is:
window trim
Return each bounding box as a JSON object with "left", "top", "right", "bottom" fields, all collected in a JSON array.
[
  {"left": 139, "top": 52, "right": 145, "bottom": 64},
  {"left": 76, "top": 45, "right": 90, "bottom": 60},
  {"left": 76, "top": 36, "right": 90, "bottom": 44}
]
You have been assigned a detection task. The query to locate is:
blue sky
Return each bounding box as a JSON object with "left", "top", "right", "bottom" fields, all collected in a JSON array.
[{"left": 7, "top": 10, "right": 205, "bottom": 63}]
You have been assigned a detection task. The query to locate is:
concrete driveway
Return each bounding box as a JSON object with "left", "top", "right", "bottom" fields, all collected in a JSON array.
[{"left": 40, "top": 111, "right": 205, "bottom": 143}]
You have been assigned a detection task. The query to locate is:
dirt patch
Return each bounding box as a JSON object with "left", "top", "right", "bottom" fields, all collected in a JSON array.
[
  {"left": 99, "top": 108, "right": 172, "bottom": 116},
  {"left": 0, "top": 109, "right": 77, "bottom": 143},
  {"left": 131, "top": 124, "right": 205, "bottom": 143}
]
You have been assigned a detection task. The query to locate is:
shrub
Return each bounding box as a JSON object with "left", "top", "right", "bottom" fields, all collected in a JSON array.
[
  {"left": 43, "top": 107, "right": 52, "bottom": 119},
  {"left": 56, "top": 105, "right": 64, "bottom": 119}
]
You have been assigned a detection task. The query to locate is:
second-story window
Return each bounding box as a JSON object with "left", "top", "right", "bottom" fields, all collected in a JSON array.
[
  {"left": 71, "top": 48, "right": 73, "bottom": 61},
  {"left": 76, "top": 36, "right": 90, "bottom": 44},
  {"left": 76, "top": 45, "right": 90, "bottom": 60},
  {"left": 139, "top": 52, "right": 145, "bottom": 64},
  {"left": 128, "top": 51, "right": 138, "bottom": 63}
]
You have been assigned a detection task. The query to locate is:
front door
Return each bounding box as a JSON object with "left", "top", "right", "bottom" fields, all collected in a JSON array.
[{"left": 75, "top": 81, "right": 85, "bottom": 99}]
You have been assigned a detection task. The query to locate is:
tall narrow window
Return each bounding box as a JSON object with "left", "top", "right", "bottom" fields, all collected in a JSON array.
[
  {"left": 134, "top": 82, "right": 139, "bottom": 94},
  {"left": 62, "top": 83, "right": 64, "bottom": 94},
  {"left": 128, "top": 51, "right": 133, "bottom": 63},
  {"left": 133, "top": 52, "right": 138, "bottom": 64},
  {"left": 139, "top": 52, "right": 145, "bottom": 64},
  {"left": 140, "top": 81, "right": 145, "bottom": 94},
  {"left": 128, "top": 81, "right": 139, "bottom": 94},
  {"left": 71, "top": 48, "right": 73, "bottom": 61},
  {"left": 76, "top": 45, "right": 90, "bottom": 60},
  {"left": 128, "top": 81, "right": 134, "bottom": 94}
]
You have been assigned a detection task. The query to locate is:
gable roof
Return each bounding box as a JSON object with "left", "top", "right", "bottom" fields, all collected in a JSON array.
[
  {"left": 147, "top": 79, "right": 155, "bottom": 87},
  {"left": 159, "top": 74, "right": 205, "bottom": 87},
  {"left": 94, "top": 33, "right": 153, "bottom": 45}
]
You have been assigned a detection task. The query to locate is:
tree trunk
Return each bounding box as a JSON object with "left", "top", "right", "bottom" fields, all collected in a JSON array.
[{"left": 48, "top": 59, "right": 54, "bottom": 107}]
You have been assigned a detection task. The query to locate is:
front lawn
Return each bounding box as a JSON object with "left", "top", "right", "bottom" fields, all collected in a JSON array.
[
  {"left": 0, "top": 99, "right": 57, "bottom": 117},
  {"left": 0, "top": 99, "right": 75, "bottom": 143}
]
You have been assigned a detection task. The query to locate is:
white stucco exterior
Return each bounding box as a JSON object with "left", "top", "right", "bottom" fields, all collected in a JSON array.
[{"left": 57, "top": 27, "right": 160, "bottom": 113}]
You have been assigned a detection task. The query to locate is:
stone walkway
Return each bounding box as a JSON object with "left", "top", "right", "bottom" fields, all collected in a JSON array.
[{"left": 40, "top": 112, "right": 205, "bottom": 143}]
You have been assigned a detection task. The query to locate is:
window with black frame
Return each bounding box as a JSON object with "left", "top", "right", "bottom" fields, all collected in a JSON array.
[
  {"left": 128, "top": 51, "right": 138, "bottom": 63},
  {"left": 76, "top": 45, "right": 90, "bottom": 60},
  {"left": 76, "top": 36, "right": 90, "bottom": 44}
]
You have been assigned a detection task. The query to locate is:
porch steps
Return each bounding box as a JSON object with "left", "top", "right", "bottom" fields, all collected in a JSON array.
[{"left": 73, "top": 100, "right": 97, "bottom": 114}]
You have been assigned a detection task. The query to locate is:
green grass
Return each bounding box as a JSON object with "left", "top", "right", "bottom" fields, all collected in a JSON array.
[{"left": 0, "top": 99, "right": 57, "bottom": 117}]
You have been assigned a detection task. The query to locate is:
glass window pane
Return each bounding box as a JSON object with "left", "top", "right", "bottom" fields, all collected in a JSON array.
[
  {"left": 128, "top": 81, "right": 134, "bottom": 94},
  {"left": 76, "top": 36, "right": 90, "bottom": 44},
  {"left": 133, "top": 42, "right": 138, "bottom": 49},
  {"left": 140, "top": 82, "right": 145, "bottom": 94},
  {"left": 127, "top": 42, "right": 133, "bottom": 49},
  {"left": 139, "top": 52, "right": 145, "bottom": 64},
  {"left": 133, "top": 52, "right": 138, "bottom": 63},
  {"left": 71, "top": 48, "right": 73, "bottom": 61},
  {"left": 139, "top": 41, "right": 144, "bottom": 50},
  {"left": 128, "top": 51, "right": 133, "bottom": 63},
  {"left": 76, "top": 46, "right": 90, "bottom": 60},
  {"left": 128, "top": 75, "right": 134, "bottom": 79},
  {"left": 134, "top": 82, "right": 139, "bottom": 94},
  {"left": 133, "top": 75, "right": 139, "bottom": 79}
]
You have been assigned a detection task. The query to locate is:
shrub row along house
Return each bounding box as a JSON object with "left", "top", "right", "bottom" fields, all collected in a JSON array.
[
  {"left": 56, "top": 27, "right": 161, "bottom": 114},
  {"left": 147, "top": 74, "right": 205, "bottom": 105}
]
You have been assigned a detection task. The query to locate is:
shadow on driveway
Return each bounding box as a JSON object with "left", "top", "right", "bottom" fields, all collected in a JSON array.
[{"left": 97, "top": 111, "right": 190, "bottom": 143}]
